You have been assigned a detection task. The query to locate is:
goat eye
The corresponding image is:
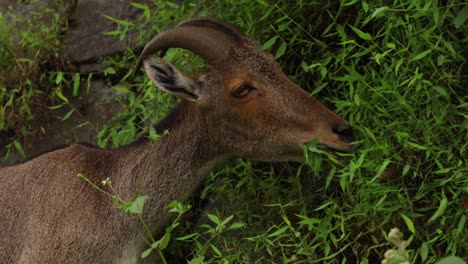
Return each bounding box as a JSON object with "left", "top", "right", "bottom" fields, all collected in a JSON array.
[{"left": 231, "top": 84, "right": 255, "bottom": 98}]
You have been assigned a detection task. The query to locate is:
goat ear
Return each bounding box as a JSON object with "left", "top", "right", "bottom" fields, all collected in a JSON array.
[{"left": 143, "top": 56, "right": 200, "bottom": 101}]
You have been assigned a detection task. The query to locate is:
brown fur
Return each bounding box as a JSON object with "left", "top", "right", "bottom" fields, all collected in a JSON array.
[{"left": 0, "top": 17, "right": 353, "bottom": 263}]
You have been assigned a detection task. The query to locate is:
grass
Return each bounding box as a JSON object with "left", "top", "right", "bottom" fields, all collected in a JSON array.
[
  {"left": 1, "top": 0, "right": 466, "bottom": 263},
  {"left": 0, "top": 1, "right": 69, "bottom": 160}
]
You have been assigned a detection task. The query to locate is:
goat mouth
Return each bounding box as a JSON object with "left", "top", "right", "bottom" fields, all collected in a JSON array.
[{"left": 323, "top": 142, "right": 356, "bottom": 152}]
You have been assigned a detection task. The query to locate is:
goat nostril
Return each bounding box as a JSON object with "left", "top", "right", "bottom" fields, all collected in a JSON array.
[{"left": 333, "top": 124, "right": 354, "bottom": 142}]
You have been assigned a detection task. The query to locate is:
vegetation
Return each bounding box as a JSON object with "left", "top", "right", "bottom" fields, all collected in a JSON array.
[
  {"left": 1, "top": 0, "right": 466, "bottom": 263},
  {"left": 0, "top": 2, "right": 69, "bottom": 159}
]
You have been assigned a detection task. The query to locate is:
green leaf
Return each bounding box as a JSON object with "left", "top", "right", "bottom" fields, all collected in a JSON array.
[
  {"left": 267, "top": 225, "right": 288, "bottom": 237},
  {"left": 420, "top": 242, "right": 428, "bottom": 262},
  {"left": 130, "top": 2, "right": 150, "bottom": 20},
  {"left": 55, "top": 90, "right": 69, "bottom": 103},
  {"left": 220, "top": 215, "right": 234, "bottom": 226},
  {"left": 55, "top": 71, "right": 64, "bottom": 85},
  {"left": 274, "top": 42, "right": 287, "bottom": 59},
  {"left": 362, "top": 2, "right": 368, "bottom": 12},
  {"left": 406, "top": 141, "right": 428, "bottom": 150},
  {"left": 13, "top": 140, "right": 26, "bottom": 157},
  {"left": 159, "top": 233, "right": 171, "bottom": 250},
  {"left": 113, "top": 86, "right": 130, "bottom": 93},
  {"left": 127, "top": 195, "right": 149, "bottom": 215},
  {"left": 428, "top": 193, "right": 448, "bottom": 223},
  {"left": 434, "top": 256, "right": 466, "bottom": 264},
  {"left": 74, "top": 121, "right": 91, "bottom": 129},
  {"left": 371, "top": 6, "right": 389, "bottom": 19},
  {"left": 148, "top": 126, "right": 160, "bottom": 142},
  {"left": 103, "top": 15, "right": 135, "bottom": 27},
  {"left": 410, "top": 49, "right": 432, "bottom": 62},
  {"left": 343, "top": 0, "right": 358, "bottom": 6},
  {"left": 455, "top": 215, "right": 465, "bottom": 236},
  {"left": 141, "top": 247, "right": 153, "bottom": 259},
  {"left": 454, "top": 5, "right": 468, "bottom": 29},
  {"left": 48, "top": 102, "right": 67, "bottom": 110},
  {"left": 73, "top": 73, "right": 80, "bottom": 96},
  {"left": 210, "top": 244, "right": 222, "bottom": 257},
  {"left": 349, "top": 25, "right": 372, "bottom": 40},
  {"left": 261, "top": 36, "right": 278, "bottom": 51},
  {"left": 402, "top": 164, "right": 410, "bottom": 176},
  {"left": 228, "top": 222, "right": 245, "bottom": 230},
  {"left": 176, "top": 233, "right": 199, "bottom": 241},
  {"left": 61, "top": 109, "right": 74, "bottom": 121},
  {"left": 432, "top": 86, "right": 448, "bottom": 97},
  {"left": 401, "top": 214, "right": 415, "bottom": 234},
  {"left": 104, "top": 67, "right": 116, "bottom": 76},
  {"left": 207, "top": 214, "right": 220, "bottom": 225}
]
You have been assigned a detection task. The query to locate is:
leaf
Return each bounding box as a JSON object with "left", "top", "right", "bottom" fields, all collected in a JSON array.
[
  {"left": 454, "top": 5, "right": 468, "bottom": 29},
  {"left": 362, "top": 2, "right": 368, "bottom": 12},
  {"left": 113, "top": 86, "right": 130, "bottom": 93},
  {"left": 210, "top": 244, "right": 222, "bottom": 256},
  {"left": 298, "top": 217, "right": 321, "bottom": 227},
  {"left": 376, "top": 159, "right": 391, "bottom": 177},
  {"left": 349, "top": 25, "right": 372, "bottom": 40},
  {"left": 428, "top": 193, "right": 448, "bottom": 223},
  {"left": 455, "top": 214, "right": 465, "bottom": 236},
  {"left": 130, "top": 2, "right": 150, "bottom": 20},
  {"left": 401, "top": 214, "right": 415, "bottom": 234},
  {"left": 406, "top": 141, "right": 428, "bottom": 150},
  {"left": 434, "top": 256, "right": 466, "bottom": 264},
  {"left": 55, "top": 90, "right": 69, "bottom": 103},
  {"left": 371, "top": 6, "right": 389, "bottom": 19},
  {"left": 61, "top": 109, "right": 74, "bottom": 121},
  {"left": 55, "top": 71, "right": 64, "bottom": 85},
  {"left": 277, "top": 22, "right": 289, "bottom": 31},
  {"left": 103, "top": 15, "right": 135, "bottom": 27},
  {"left": 48, "top": 102, "right": 66, "bottom": 110},
  {"left": 13, "top": 140, "right": 26, "bottom": 157},
  {"left": 176, "top": 233, "right": 199, "bottom": 241},
  {"left": 402, "top": 164, "right": 410, "bottom": 176},
  {"left": 207, "top": 214, "right": 220, "bottom": 225},
  {"left": 228, "top": 222, "right": 245, "bottom": 230},
  {"left": 220, "top": 215, "right": 234, "bottom": 226},
  {"left": 148, "top": 126, "right": 159, "bottom": 142},
  {"left": 73, "top": 73, "right": 80, "bottom": 96},
  {"left": 410, "top": 49, "right": 432, "bottom": 62},
  {"left": 343, "top": 0, "right": 358, "bottom": 6},
  {"left": 420, "top": 242, "right": 428, "bottom": 262},
  {"left": 267, "top": 225, "right": 288, "bottom": 237},
  {"left": 274, "top": 42, "right": 287, "bottom": 59},
  {"left": 127, "top": 195, "right": 149, "bottom": 215},
  {"left": 141, "top": 247, "right": 153, "bottom": 259},
  {"left": 159, "top": 233, "right": 171, "bottom": 250},
  {"left": 74, "top": 121, "right": 91, "bottom": 129},
  {"left": 261, "top": 36, "right": 278, "bottom": 51}
]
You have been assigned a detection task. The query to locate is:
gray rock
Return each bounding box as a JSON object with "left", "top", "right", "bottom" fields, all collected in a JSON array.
[{"left": 65, "top": 0, "right": 152, "bottom": 63}]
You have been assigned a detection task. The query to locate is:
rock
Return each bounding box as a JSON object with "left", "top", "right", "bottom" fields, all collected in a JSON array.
[
  {"left": 65, "top": 0, "right": 153, "bottom": 63},
  {"left": 0, "top": 0, "right": 73, "bottom": 25},
  {"left": 26, "top": 80, "right": 122, "bottom": 158}
]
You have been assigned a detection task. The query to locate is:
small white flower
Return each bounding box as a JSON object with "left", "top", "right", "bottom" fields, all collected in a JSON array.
[{"left": 101, "top": 177, "right": 111, "bottom": 186}]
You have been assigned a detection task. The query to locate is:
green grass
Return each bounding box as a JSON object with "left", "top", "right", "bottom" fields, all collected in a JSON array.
[
  {"left": 1, "top": 0, "right": 466, "bottom": 263},
  {"left": 0, "top": 1, "right": 68, "bottom": 160}
]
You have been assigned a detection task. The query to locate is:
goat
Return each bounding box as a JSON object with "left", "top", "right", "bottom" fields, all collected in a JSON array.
[{"left": 0, "top": 17, "right": 354, "bottom": 263}]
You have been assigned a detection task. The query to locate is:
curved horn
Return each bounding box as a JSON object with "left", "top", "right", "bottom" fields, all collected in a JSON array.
[{"left": 136, "top": 17, "right": 246, "bottom": 70}]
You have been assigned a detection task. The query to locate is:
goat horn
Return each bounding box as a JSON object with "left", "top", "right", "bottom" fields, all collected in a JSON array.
[{"left": 136, "top": 17, "right": 246, "bottom": 70}]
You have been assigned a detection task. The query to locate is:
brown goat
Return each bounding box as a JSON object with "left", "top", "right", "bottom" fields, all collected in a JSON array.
[{"left": 0, "top": 17, "right": 354, "bottom": 263}]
